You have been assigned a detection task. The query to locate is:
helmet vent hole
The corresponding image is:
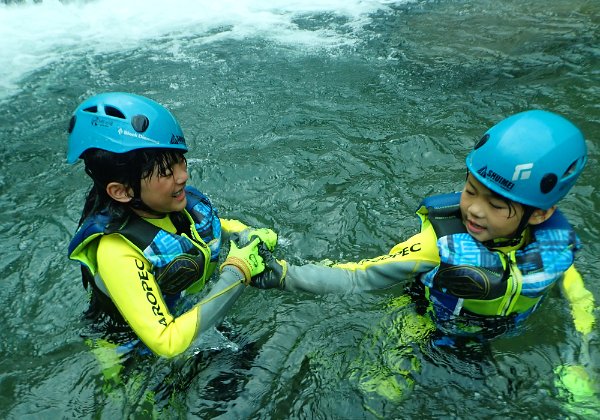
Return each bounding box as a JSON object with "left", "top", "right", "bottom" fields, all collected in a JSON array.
[
  {"left": 131, "top": 115, "right": 150, "bottom": 133},
  {"left": 104, "top": 106, "right": 126, "bottom": 119},
  {"left": 68, "top": 116, "right": 76, "bottom": 133},
  {"left": 540, "top": 173, "right": 558, "bottom": 194},
  {"left": 83, "top": 106, "right": 97, "bottom": 113},
  {"left": 474, "top": 134, "right": 489, "bottom": 150},
  {"left": 562, "top": 160, "right": 578, "bottom": 179}
]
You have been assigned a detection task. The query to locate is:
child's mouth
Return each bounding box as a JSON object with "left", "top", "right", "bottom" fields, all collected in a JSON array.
[
  {"left": 466, "top": 219, "right": 486, "bottom": 234},
  {"left": 172, "top": 188, "right": 186, "bottom": 200}
]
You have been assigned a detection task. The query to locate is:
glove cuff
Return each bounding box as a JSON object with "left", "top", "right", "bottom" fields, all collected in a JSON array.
[
  {"left": 278, "top": 259, "right": 288, "bottom": 288},
  {"left": 220, "top": 257, "right": 251, "bottom": 285}
]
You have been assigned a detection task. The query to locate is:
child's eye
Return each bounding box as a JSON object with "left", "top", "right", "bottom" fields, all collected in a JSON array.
[
  {"left": 465, "top": 189, "right": 475, "bottom": 196},
  {"left": 489, "top": 201, "right": 506, "bottom": 210}
]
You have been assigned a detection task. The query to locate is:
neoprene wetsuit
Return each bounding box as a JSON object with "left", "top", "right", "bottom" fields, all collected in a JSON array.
[
  {"left": 69, "top": 186, "right": 249, "bottom": 358},
  {"left": 277, "top": 193, "right": 593, "bottom": 337}
]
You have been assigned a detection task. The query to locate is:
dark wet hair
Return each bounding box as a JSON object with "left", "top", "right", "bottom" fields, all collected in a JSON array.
[
  {"left": 78, "top": 148, "right": 186, "bottom": 226},
  {"left": 465, "top": 170, "right": 528, "bottom": 219},
  {"left": 487, "top": 187, "right": 521, "bottom": 219}
]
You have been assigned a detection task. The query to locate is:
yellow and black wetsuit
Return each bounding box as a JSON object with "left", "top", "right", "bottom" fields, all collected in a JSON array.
[
  {"left": 69, "top": 186, "right": 249, "bottom": 358},
  {"left": 281, "top": 193, "right": 593, "bottom": 336},
  {"left": 277, "top": 192, "right": 595, "bottom": 409}
]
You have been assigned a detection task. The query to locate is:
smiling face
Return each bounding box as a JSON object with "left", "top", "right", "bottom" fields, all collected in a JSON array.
[
  {"left": 459, "top": 174, "right": 525, "bottom": 243},
  {"left": 136, "top": 157, "right": 189, "bottom": 217}
]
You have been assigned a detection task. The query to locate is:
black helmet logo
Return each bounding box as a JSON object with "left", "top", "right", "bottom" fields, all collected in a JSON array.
[
  {"left": 477, "top": 166, "right": 487, "bottom": 178},
  {"left": 170, "top": 134, "right": 186, "bottom": 145}
]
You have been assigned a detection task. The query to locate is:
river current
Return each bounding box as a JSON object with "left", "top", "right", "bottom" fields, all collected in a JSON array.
[{"left": 0, "top": 0, "right": 598, "bottom": 418}]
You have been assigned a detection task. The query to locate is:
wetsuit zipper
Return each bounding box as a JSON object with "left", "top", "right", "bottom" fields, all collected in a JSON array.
[{"left": 500, "top": 253, "right": 521, "bottom": 316}]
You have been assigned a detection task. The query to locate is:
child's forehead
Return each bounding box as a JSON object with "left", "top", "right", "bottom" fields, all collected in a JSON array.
[{"left": 466, "top": 174, "right": 506, "bottom": 199}]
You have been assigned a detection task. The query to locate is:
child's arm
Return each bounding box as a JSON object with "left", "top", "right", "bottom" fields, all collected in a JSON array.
[
  {"left": 220, "top": 218, "right": 249, "bottom": 236},
  {"left": 220, "top": 218, "right": 278, "bottom": 251},
  {"left": 253, "top": 228, "right": 440, "bottom": 294},
  {"left": 561, "top": 264, "right": 595, "bottom": 336},
  {"left": 554, "top": 265, "right": 597, "bottom": 405},
  {"left": 97, "top": 234, "right": 257, "bottom": 358}
]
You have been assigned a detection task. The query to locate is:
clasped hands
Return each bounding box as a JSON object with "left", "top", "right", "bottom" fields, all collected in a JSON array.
[{"left": 220, "top": 227, "right": 287, "bottom": 288}]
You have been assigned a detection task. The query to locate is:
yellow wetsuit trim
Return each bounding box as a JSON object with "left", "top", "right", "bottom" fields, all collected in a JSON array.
[
  {"left": 334, "top": 223, "right": 440, "bottom": 272},
  {"left": 220, "top": 218, "right": 249, "bottom": 234},
  {"left": 146, "top": 214, "right": 177, "bottom": 232},
  {"left": 97, "top": 216, "right": 200, "bottom": 358},
  {"left": 283, "top": 221, "right": 439, "bottom": 294}
]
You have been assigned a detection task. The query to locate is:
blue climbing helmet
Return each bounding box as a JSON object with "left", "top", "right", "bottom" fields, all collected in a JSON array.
[
  {"left": 66, "top": 92, "right": 187, "bottom": 163},
  {"left": 466, "top": 110, "right": 587, "bottom": 210}
]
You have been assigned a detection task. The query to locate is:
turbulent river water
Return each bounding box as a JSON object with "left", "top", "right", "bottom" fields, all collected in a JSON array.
[{"left": 0, "top": 0, "right": 599, "bottom": 418}]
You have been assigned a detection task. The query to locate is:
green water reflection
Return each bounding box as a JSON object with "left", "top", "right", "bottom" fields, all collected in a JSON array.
[{"left": 0, "top": 0, "right": 598, "bottom": 418}]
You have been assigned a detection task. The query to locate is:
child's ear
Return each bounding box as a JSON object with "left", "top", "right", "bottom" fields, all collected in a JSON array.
[
  {"left": 528, "top": 206, "right": 556, "bottom": 225},
  {"left": 106, "top": 182, "right": 133, "bottom": 203}
]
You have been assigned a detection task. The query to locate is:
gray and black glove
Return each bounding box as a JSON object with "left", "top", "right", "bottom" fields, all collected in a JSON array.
[{"left": 250, "top": 244, "right": 287, "bottom": 289}]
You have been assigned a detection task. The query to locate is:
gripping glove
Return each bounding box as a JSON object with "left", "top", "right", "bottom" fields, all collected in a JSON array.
[
  {"left": 220, "top": 238, "right": 265, "bottom": 284},
  {"left": 237, "top": 227, "right": 278, "bottom": 252},
  {"left": 220, "top": 218, "right": 278, "bottom": 251},
  {"left": 250, "top": 244, "right": 288, "bottom": 289},
  {"left": 562, "top": 265, "right": 595, "bottom": 336}
]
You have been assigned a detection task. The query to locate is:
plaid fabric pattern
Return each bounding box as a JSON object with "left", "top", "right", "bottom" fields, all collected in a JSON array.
[
  {"left": 423, "top": 225, "right": 577, "bottom": 299},
  {"left": 139, "top": 186, "right": 223, "bottom": 267},
  {"left": 422, "top": 233, "right": 505, "bottom": 289},
  {"left": 190, "top": 196, "right": 222, "bottom": 262},
  {"left": 517, "top": 228, "right": 580, "bottom": 296},
  {"left": 186, "top": 186, "right": 222, "bottom": 262},
  {"left": 143, "top": 230, "right": 196, "bottom": 269}
]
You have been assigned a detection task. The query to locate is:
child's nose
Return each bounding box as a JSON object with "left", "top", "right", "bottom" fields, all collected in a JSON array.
[
  {"left": 174, "top": 165, "right": 188, "bottom": 184},
  {"left": 468, "top": 201, "right": 485, "bottom": 218}
]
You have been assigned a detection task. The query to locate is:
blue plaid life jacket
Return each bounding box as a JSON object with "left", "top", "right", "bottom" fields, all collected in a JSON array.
[
  {"left": 417, "top": 193, "right": 579, "bottom": 326},
  {"left": 68, "top": 186, "right": 222, "bottom": 322}
]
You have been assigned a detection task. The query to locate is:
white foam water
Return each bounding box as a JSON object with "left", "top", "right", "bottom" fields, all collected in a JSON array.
[{"left": 0, "top": 0, "right": 409, "bottom": 100}]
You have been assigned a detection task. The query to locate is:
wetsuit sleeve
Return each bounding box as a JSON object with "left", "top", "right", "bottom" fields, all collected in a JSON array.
[
  {"left": 220, "top": 218, "right": 249, "bottom": 240},
  {"left": 97, "top": 234, "right": 246, "bottom": 358},
  {"left": 282, "top": 229, "right": 440, "bottom": 294},
  {"left": 561, "top": 264, "right": 596, "bottom": 335}
]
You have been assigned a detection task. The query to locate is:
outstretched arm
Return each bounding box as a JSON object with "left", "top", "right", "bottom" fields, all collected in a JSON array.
[
  {"left": 554, "top": 264, "right": 598, "bottom": 406},
  {"left": 97, "top": 234, "right": 262, "bottom": 358},
  {"left": 220, "top": 218, "right": 250, "bottom": 239},
  {"left": 254, "top": 228, "right": 440, "bottom": 294}
]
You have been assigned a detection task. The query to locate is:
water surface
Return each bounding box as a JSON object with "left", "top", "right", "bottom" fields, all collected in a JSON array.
[{"left": 0, "top": 0, "right": 599, "bottom": 418}]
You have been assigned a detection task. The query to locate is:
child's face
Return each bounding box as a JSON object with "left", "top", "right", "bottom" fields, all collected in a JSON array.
[
  {"left": 459, "top": 174, "right": 524, "bottom": 243},
  {"left": 138, "top": 159, "right": 189, "bottom": 216}
]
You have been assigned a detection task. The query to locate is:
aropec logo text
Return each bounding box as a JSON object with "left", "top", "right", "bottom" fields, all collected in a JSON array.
[
  {"left": 477, "top": 166, "right": 515, "bottom": 191},
  {"left": 170, "top": 134, "right": 186, "bottom": 145},
  {"left": 135, "top": 259, "right": 167, "bottom": 327}
]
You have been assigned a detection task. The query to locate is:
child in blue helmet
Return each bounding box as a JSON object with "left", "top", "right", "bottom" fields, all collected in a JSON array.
[
  {"left": 251, "top": 110, "right": 596, "bottom": 403},
  {"left": 67, "top": 92, "right": 276, "bottom": 359}
]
